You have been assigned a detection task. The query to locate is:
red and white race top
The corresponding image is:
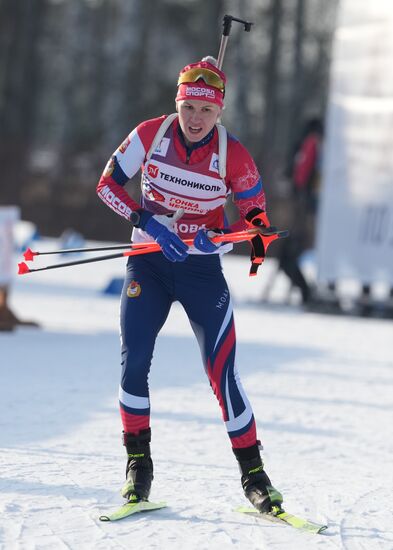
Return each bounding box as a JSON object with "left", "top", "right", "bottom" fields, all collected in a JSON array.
[{"left": 97, "top": 115, "right": 266, "bottom": 251}]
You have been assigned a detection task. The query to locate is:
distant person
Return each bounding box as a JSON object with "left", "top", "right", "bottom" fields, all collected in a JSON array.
[
  {"left": 96, "top": 57, "right": 283, "bottom": 514},
  {"left": 271, "top": 119, "right": 324, "bottom": 306},
  {"left": 277, "top": 231, "right": 313, "bottom": 305},
  {"left": 292, "top": 117, "right": 324, "bottom": 218},
  {"left": 290, "top": 119, "right": 343, "bottom": 311}
]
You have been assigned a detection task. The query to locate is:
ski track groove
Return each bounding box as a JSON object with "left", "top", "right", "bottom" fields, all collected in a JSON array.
[
  {"left": 3, "top": 447, "right": 129, "bottom": 550},
  {"left": 42, "top": 455, "right": 131, "bottom": 550},
  {"left": 3, "top": 261, "right": 393, "bottom": 549},
  {"left": 339, "top": 485, "right": 392, "bottom": 550},
  {"left": 18, "top": 513, "right": 73, "bottom": 550}
]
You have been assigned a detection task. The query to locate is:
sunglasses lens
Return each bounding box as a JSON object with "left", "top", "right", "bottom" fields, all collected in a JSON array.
[{"left": 178, "top": 68, "right": 225, "bottom": 92}]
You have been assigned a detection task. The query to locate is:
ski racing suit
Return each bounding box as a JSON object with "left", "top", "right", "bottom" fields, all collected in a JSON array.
[{"left": 97, "top": 115, "right": 266, "bottom": 450}]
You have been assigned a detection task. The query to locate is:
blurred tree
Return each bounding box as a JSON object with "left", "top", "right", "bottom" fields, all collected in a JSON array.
[
  {"left": 0, "top": 0, "right": 44, "bottom": 204},
  {"left": 287, "top": 0, "right": 306, "bottom": 162},
  {"left": 261, "top": 0, "right": 282, "bottom": 181},
  {"left": 0, "top": 0, "right": 338, "bottom": 241}
]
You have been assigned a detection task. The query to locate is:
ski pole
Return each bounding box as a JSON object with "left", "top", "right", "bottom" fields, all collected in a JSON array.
[
  {"left": 23, "top": 225, "right": 285, "bottom": 262},
  {"left": 23, "top": 242, "right": 155, "bottom": 262},
  {"left": 18, "top": 227, "right": 288, "bottom": 275},
  {"left": 216, "top": 14, "right": 253, "bottom": 70},
  {"left": 19, "top": 241, "right": 165, "bottom": 274},
  {"left": 18, "top": 246, "right": 157, "bottom": 275}
]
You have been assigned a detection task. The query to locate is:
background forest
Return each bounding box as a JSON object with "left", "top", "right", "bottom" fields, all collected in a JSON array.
[{"left": 0, "top": 0, "right": 338, "bottom": 242}]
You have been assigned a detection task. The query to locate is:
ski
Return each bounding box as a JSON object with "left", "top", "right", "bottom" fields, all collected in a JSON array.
[
  {"left": 236, "top": 506, "right": 327, "bottom": 534},
  {"left": 99, "top": 500, "right": 167, "bottom": 522}
]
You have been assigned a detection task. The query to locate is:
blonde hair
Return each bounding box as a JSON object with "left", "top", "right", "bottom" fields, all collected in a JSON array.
[{"left": 201, "top": 56, "right": 218, "bottom": 66}]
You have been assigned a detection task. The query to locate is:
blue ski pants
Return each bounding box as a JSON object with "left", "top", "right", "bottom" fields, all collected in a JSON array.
[{"left": 119, "top": 252, "right": 257, "bottom": 449}]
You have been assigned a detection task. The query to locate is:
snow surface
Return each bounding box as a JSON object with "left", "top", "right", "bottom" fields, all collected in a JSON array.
[{"left": 1, "top": 246, "right": 393, "bottom": 550}]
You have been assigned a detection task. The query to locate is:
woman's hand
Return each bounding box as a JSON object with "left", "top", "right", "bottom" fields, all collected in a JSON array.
[
  {"left": 139, "top": 209, "right": 189, "bottom": 262},
  {"left": 193, "top": 228, "right": 229, "bottom": 253}
]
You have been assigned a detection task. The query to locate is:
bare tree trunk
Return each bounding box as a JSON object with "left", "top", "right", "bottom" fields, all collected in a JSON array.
[
  {"left": 261, "top": 0, "right": 282, "bottom": 180},
  {"left": 0, "top": 0, "right": 44, "bottom": 205},
  {"left": 200, "top": 0, "right": 224, "bottom": 57},
  {"left": 233, "top": 0, "right": 251, "bottom": 144},
  {"left": 287, "top": 0, "right": 306, "bottom": 163}
]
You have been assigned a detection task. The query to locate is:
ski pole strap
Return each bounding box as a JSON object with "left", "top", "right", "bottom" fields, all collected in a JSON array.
[
  {"left": 245, "top": 208, "right": 270, "bottom": 277},
  {"left": 248, "top": 236, "right": 264, "bottom": 276}
]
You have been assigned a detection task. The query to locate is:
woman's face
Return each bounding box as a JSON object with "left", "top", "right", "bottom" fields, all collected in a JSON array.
[{"left": 177, "top": 100, "right": 222, "bottom": 145}]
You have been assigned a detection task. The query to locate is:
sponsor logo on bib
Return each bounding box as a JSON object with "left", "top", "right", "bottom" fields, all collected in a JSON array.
[
  {"left": 147, "top": 164, "right": 159, "bottom": 178},
  {"left": 143, "top": 181, "right": 165, "bottom": 202}
]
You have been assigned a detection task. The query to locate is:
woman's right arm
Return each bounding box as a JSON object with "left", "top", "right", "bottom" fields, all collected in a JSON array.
[{"left": 96, "top": 117, "right": 166, "bottom": 220}]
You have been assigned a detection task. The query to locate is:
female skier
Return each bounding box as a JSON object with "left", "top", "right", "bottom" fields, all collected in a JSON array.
[{"left": 97, "top": 57, "right": 283, "bottom": 513}]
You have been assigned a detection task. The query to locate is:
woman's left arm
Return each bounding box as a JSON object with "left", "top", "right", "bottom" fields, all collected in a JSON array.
[{"left": 226, "top": 139, "right": 267, "bottom": 232}]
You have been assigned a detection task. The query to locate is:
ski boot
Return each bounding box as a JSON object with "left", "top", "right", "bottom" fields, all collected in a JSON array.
[
  {"left": 121, "top": 429, "right": 153, "bottom": 502},
  {"left": 233, "top": 443, "right": 283, "bottom": 514}
]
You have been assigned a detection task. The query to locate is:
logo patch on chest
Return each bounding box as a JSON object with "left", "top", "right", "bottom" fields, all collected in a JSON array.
[
  {"left": 154, "top": 137, "right": 170, "bottom": 157},
  {"left": 209, "top": 153, "right": 220, "bottom": 174}
]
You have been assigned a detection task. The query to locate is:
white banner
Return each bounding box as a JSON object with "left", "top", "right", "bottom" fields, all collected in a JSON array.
[
  {"left": 0, "top": 206, "right": 20, "bottom": 286},
  {"left": 316, "top": 1, "right": 393, "bottom": 285}
]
